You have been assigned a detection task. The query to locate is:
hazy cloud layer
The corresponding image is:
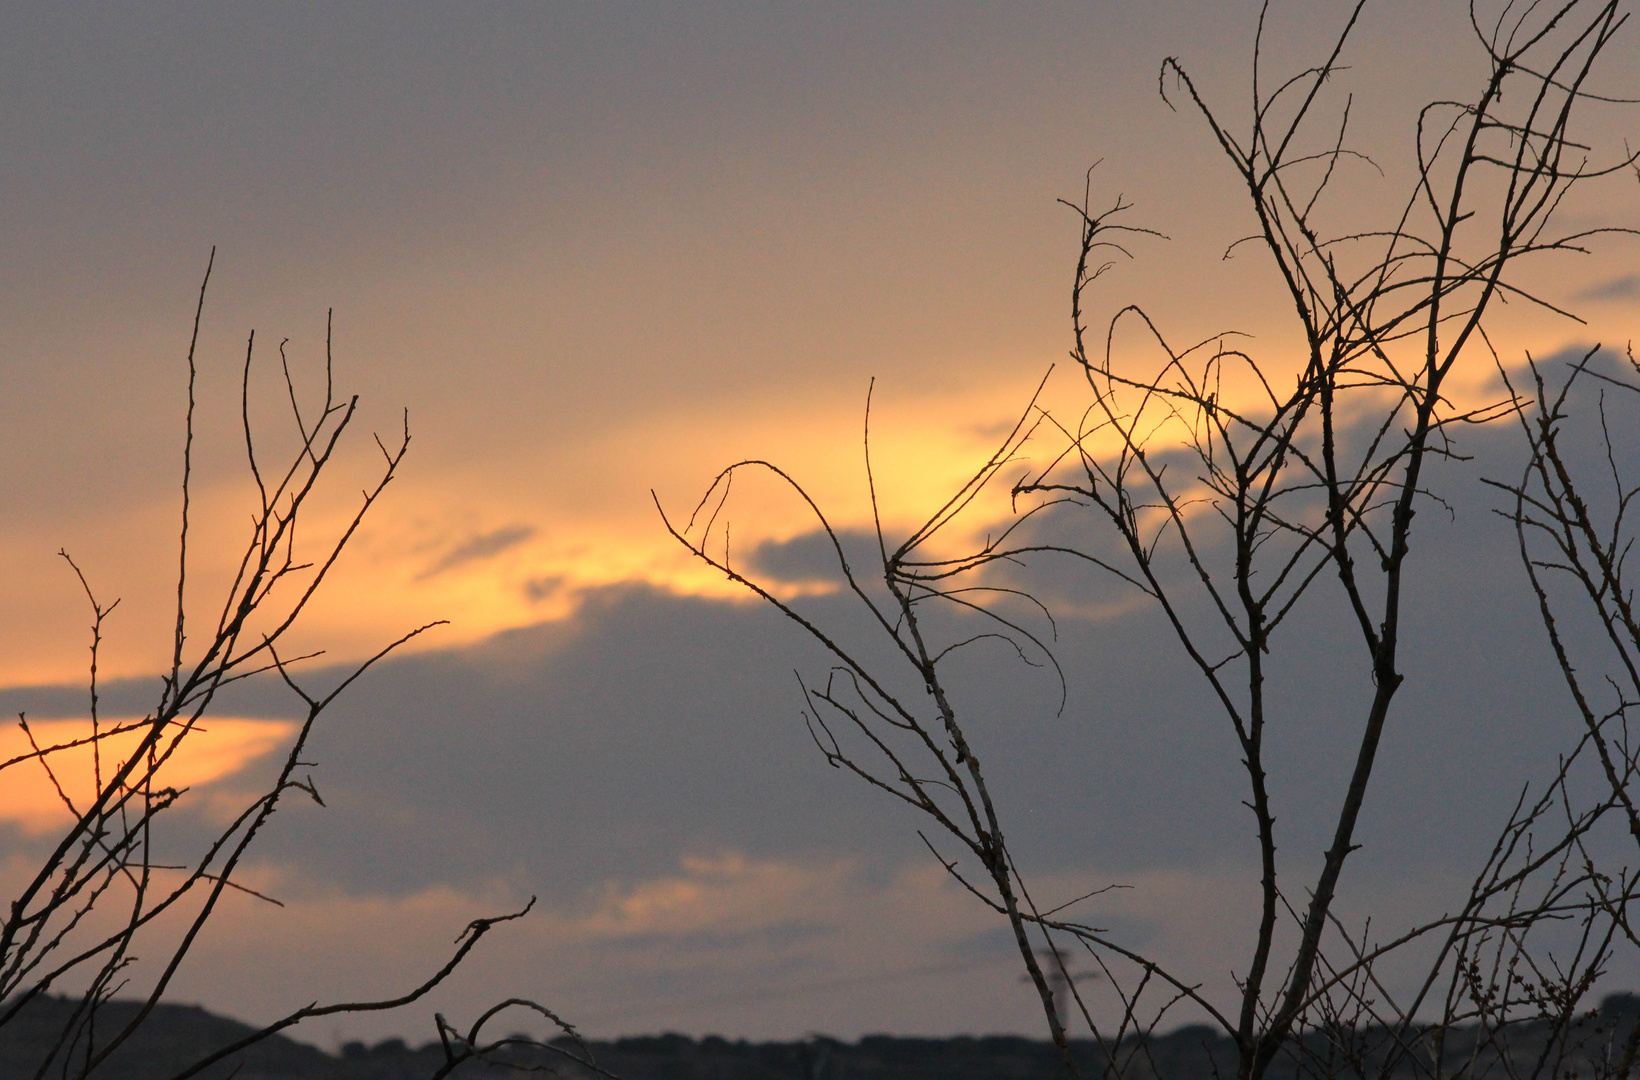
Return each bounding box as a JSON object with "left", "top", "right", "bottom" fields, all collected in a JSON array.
[
  {"left": 4, "top": 0, "right": 1638, "bottom": 1045},
  {"left": 1575, "top": 274, "right": 1640, "bottom": 302},
  {"left": 7, "top": 359, "right": 1636, "bottom": 1039}
]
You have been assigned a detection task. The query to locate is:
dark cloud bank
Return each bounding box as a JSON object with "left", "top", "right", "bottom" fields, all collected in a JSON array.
[{"left": 2, "top": 355, "right": 1627, "bottom": 930}]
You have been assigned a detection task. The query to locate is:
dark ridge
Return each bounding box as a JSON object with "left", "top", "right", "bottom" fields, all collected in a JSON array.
[
  {"left": 4, "top": 994, "right": 1640, "bottom": 1079},
  {"left": 0, "top": 994, "right": 340, "bottom": 1079}
]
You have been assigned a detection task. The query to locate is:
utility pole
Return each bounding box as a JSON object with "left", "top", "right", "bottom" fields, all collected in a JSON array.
[{"left": 1023, "top": 944, "right": 1100, "bottom": 1031}]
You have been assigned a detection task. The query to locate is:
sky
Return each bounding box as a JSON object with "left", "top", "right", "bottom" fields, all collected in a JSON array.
[{"left": 1, "top": 0, "right": 1638, "bottom": 1052}]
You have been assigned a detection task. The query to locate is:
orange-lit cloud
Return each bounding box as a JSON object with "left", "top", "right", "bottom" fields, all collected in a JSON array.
[
  {"left": 1, "top": 3, "right": 1636, "bottom": 1053},
  {"left": 74, "top": 849, "right": 1540, "bottom": 1045},
  {"left": 1, "top": 308, "right": 1622, "bottom": 691},
  {"left": 146, "top": 851, "right": 1034, "bottom": 1043},
  {"left": 0, "top": 717, "right": 296, "bottom": 834}
]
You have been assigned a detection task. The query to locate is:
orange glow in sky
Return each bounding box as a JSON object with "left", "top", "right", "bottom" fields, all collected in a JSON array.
[
  {"left": 0, "top": 718, "right": 296, "bottom": 834},
  {"left": 1, "top": 1, "right": 1637, "bottom": 1045}
]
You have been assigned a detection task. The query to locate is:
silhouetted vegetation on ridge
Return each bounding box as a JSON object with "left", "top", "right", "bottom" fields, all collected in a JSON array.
[{"left": 8, "top": 993, "right": 1640, "bottom": 1079}]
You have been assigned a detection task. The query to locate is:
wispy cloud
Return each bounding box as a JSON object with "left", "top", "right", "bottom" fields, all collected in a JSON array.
[
  {"left": 1575, "top": 274, "right": 1640, "bottom": 302},
  {"left": 523, "top": 574, "right": 565, "bottom": 602},
  {"left": 418, "top": 524, "right": 536, "bottom": 580}
]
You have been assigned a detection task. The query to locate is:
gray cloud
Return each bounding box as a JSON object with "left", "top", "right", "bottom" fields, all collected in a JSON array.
[
  {"left": 744, "top": 528, "right": 882, "bottom": 584},
  {"left": 418, "top": 523, "right": 535, "bottom": 580},
  {"left": 6, "top": 379, "right": 1602, "bottom": 902},
  {"left": 1575, "top": 274, "right": 1640, "bottom": 302},
  {"left": 6, "top": 349, "right": 1636, "bottom": 1036},
  {"left": 524, "top": 574, "right": 566, "bottom": 602}
]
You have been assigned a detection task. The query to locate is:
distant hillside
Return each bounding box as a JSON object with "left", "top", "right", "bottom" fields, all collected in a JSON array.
[
  {"left": 4, "top": 993, "right": 1640, "bottom": 1079},
  {"left": 0, "top": 994, "right": 341, "bottom": 1078}
]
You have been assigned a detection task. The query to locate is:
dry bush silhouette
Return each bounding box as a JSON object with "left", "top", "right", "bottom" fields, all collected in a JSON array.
[
  {"left": 664, "top": 2, "right": 1640, "bottom": 1078},
  {"left": 0, "top": 253, "right": 609, "bottom": 1080}
]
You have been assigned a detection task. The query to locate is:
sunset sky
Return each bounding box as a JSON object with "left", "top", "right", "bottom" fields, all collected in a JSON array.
[{"left": 2, "top": 0, "right": 1637, "bottom": 1051}]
